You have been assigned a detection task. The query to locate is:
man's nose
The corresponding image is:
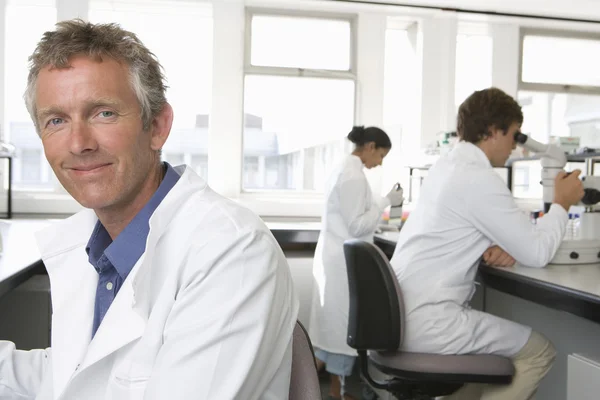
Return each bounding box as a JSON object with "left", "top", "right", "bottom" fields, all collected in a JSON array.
[{"left": 69, "top": 120, "right": 98, "bottom": 155}]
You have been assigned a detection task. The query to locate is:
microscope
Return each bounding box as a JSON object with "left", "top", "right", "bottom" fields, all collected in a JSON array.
[{"left": 514, "top": 132, "right": 600, "bottom": 264}]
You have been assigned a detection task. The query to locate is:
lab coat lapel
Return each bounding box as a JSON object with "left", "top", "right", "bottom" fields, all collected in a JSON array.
[
  {"left": 35, "top": 166, "right": 201, "bottom": 398},
  {"left": 77, "top": 263, "right": 147, "bottom": 372},
  {"left": 76, "top": 198, "right": 168, "bottom": 373},
  {"left": 35, "top": 209, "right": 99, "bottom": 400}
]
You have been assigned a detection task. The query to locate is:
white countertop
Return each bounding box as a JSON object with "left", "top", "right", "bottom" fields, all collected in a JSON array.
[
  {"left": 264, "top": 222, "right": 321, "bottom": 231},
  {"left": 498, "top": 263, "right": 600, "bottom": 299},
  {"left": 373, "top": 231, "right": 600, "bottom": 300},
  {"left": 0, "top": 220, "right": 52, "bottom": 283}
]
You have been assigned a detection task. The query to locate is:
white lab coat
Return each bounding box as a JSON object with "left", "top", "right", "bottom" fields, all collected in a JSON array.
[
  {"left": 0, "top": 165, "right": 299, "bottom": 400},
  {"left": 309, "top": 155, "right": 390, "bottom": 356},
  {"left": 391, "top": 142, "right": 567, "bottom": 357}
]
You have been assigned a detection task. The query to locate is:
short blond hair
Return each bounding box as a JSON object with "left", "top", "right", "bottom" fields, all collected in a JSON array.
[{"left": 25, "top": 19, "right": 167, "bottom": 133}]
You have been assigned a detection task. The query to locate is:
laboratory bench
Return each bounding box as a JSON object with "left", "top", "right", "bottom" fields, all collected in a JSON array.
[
  {"left": 373, "top": 231, "right": 600, "bottom": 325},
  {"left": 0, "top": 220, "right": 322, "bottom": 299},
  {"left": 3, "top": 220, "right": 600, "bottom": 399},
  {"left": 0, "top": 219, "right": 51, "bottom": 299},
  {"left": 372, "top": 230, "right": 600, "bottom": 400},
  {"left": 266, "top": 221, "right": 321, "bottom": 249},
  {"left": 4, "top": 220, "right": 600, "bottom": 320}
]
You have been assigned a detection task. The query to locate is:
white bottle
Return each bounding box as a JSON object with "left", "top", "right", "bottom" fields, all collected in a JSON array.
[
  {"left": 566, "top": 214, "right": 573, "bottom": 240},
  {"left": 573, "top": 213, "right": 581, "bottom": 239}
]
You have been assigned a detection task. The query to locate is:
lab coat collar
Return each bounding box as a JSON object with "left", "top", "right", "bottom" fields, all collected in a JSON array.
[
  {"left": 347, "top": 154, "right": 363, "bottom": 169},
  {"left": 35, "top": 165, "right": 203, "bottom": 399},
  {"left": 450, "top": 141, "right": 493, "bottom": 169}
]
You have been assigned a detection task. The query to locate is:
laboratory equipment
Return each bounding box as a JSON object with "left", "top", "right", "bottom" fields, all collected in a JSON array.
[
  {"left": 388, "top": 182, "right": 404, "bottom": 227},
  {"left": 514, "top": 132, "right": 600, "bottom": 264}
]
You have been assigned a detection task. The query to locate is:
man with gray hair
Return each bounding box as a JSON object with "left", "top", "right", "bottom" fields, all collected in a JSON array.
[{"left": 0, "top": 19, "right": 298, "bottom": 399}]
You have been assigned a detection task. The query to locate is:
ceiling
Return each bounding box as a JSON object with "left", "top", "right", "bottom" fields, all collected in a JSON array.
[{"left": 336, "top": 0, "right": 600, "bottom": 22}]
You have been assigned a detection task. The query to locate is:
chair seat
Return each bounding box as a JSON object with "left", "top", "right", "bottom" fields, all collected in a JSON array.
[{"left": 370, "top": 350, "right": 515, "bottom": 385}]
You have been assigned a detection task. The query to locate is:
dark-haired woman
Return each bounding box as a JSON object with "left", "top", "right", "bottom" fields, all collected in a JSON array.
[{"left": 309, "top": 126, "right": 403, "bottom": 399}]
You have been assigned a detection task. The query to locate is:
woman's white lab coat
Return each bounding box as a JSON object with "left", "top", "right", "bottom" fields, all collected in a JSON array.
[
  {"left": 309, "top": 155, "right": 390, "bottom": 356},
  {"left": 391, "top": 142, "right": 567, "bottom": 357},
  {"left": 0, "top": 166, "right": 299, "bottom": 400}
]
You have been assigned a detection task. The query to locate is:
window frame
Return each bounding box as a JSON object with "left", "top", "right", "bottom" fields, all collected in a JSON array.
[
  {"left": 244, "top": 7, "right": 358, "bottom": 78},
  {"left": 240, "top": 7, "right": 359, "bottom": 195},
  {"left": 519, "top": 27, "right": 600, "bottom": 95}
]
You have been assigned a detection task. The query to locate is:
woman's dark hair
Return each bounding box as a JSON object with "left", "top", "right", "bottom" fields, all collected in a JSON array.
[
  {"left": 347, "top": 126, "right": 392, "bottom": 149},
  {"left": 457, "top": 87, "right": 523, "bottom": 143}
]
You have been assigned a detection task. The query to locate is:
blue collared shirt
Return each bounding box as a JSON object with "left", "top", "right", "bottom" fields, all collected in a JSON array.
[{"left": 86, "top": 163, "right": 181, "bottom": 338}]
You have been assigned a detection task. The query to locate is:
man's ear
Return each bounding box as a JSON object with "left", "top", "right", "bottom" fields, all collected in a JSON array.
[
  {"left": 486, "top": 125, "right": 502, "bottom": 141},
  {"left": 150, "top": 103, "right": 174, "bottom": 151}
]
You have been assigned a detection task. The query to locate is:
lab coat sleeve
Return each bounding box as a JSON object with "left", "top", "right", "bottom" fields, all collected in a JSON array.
[
  {"left": 0, "top": 343, "right": 51, "bottom": 399},
  {"left": 465, "top": 174, "right": 568, "bottom": 268},
  {"left": 145, "top": 229, "right": 298, "bottom": 400},
  {"left": 338, "top": 177, "right": 388, "bottom": 238}
]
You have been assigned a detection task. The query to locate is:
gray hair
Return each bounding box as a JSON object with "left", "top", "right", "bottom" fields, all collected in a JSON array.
[{"left": 24, "top": 19, "right": 167, "bottom": 134}]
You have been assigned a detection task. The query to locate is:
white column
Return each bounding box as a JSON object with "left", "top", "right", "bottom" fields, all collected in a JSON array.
[
  {"left": 258, "top": 155, "right": 265, "bottom": 187},
  {"left": 491, "top": 23, "right": 520, "bottom": 97},
  {"left": 207, "top": 0, "right": 244, "bottom": 197},
  {"left": 0, "top": 0, "right": 6, "bottom": 141},
  {"left": 302, "top": 148, "right": 315, "bottom": 190},
  {"left": 418, "top": 15, "right": 458, "bottom": 150},
  {"left": 356, "top": 12, "right": 387, "bottom": 196},
  {"left": 356, "top": 12, "right": 386, "bottom": 127},
  {"left": 56, "top": 0, "right": 88, "bottom": 21}
]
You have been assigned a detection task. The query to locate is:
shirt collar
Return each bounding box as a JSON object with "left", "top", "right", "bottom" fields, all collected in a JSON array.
[{"left": 86, "top": 162, "right": 181, "bottom": 279}]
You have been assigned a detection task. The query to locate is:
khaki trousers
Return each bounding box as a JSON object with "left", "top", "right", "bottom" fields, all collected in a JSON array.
[{"left": 440, "top": 331, "right": 556, "bottom": 400}]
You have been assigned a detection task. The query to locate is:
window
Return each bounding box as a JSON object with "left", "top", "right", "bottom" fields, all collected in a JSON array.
[
  {"left": 243, "top": 11, "right": 356, "bottom": 192},
  {"left": 249, "top": 14, "right": 351, "bottom": 70},
  {"left": 4, "top": 0, "right": 57, "bottom": 191},
  {"left": 516, "top": 91, "right": 600, "bottom": 144},
  {"left": 89, "top": 0, "right": 213, "bottom": 180},
  {"left": 521, "top": 32, "right": 600, "bottom": 88},
  {"left": 19, "top": 149, "right": 42, "bottom": 184},
  {"left": 515, "top": 29, "right": 600, "bottom": 199},
  {"left": 455, "top": 27, "right": 493, "bottom": 110},
  {"left": 519, "top": 91, "right": 600, "bottom": 156}
]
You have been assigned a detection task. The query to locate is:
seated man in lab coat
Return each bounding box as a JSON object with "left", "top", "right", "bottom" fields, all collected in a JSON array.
[
  {"left": 0, "top": 20, "right": 298, "bottom": 399},
  {"left": 390, "top": 87, "right": 584, "bottom": 400}
]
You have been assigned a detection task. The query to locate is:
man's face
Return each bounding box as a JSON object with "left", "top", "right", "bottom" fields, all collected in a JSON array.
[
  {"left": 488, "top": 122, "right": 520, "bottom": 167},
  {"left": 35, "top": 55, "right": 170, "bottom": 214}
]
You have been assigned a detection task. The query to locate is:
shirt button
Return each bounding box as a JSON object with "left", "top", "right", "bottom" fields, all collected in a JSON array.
[{"left": 106, "top": 282, "right": 114, "bottom": 291}]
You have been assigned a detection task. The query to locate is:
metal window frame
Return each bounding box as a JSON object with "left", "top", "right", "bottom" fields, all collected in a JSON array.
[
  {"left": 241, "top": 7, "right": 358, "bottom": 194},
  {"left": 518, "top": 27, "right": 600, "bottom": 95}
]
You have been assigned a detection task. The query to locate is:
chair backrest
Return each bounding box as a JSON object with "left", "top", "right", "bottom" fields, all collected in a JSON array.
[
  {"left": 289, "top": 320, "right": 322, "bottom": 400},
  {"left": 344, "top": 239, "right": 405, "bottom": 352}
]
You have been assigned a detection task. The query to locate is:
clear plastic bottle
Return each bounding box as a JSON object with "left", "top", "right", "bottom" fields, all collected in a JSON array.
[{"left": 573, "top": 213, "right": 581, "bottom": 239}]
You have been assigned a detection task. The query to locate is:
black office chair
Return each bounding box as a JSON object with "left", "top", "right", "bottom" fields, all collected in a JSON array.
[{"left": 343, "top": 239, "right": 514, "bottom": 400}]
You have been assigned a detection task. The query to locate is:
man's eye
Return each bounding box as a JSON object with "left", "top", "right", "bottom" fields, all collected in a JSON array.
[
  {"left": 99, "top": 111, "right": 114, "bottom": 118},
  {"left": 48, "top": 118, "right": 63, "bottom": 126}
]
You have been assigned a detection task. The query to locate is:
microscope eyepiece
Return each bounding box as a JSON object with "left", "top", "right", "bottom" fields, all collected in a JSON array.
[
  {"left": 514, "top": 131, "right": 528, "bottom": 144},
  {"left": 582, "top": 188, "right": 600, "bottom": 206}
]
